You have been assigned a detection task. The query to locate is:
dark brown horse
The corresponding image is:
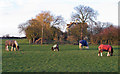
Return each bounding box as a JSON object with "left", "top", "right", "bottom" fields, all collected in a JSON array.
[{"left": 5, "top": 40, "right": 19, "bottom": 51}]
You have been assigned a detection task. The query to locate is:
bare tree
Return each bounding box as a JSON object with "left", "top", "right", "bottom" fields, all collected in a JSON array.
[
  {"left": 52, "top": 16, "right": 65, "bottom": 25},
  {"left": 18, "top": 22, "right": 30, "bottom": 34},
  {"left": 93, "top": 21, "right": 113, "bottom": 34},
  {"left": 71, "top": 5, "right": 98, "bottom": 40}
]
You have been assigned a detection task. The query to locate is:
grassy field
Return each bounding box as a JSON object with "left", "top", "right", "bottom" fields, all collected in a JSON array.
[
  {"left": 1, "top": 39, "right": 119, "bottom": 72},
  {"left": 0, "top": 39, "right": 2, "bottom": 73}
]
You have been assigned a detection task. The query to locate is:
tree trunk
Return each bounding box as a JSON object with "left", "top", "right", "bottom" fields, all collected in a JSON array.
[
  {"left": 33, "top": 38, "right": 35, "bottom": 44},
  {"left": 101, "top": 40, "right": 102, "bottom": 44},
  {"left": 95, "top": 40, "right": 97, "bottom": 44},
  {"left": 90, "top": 37, "right": 93, "bottom": 44},
  {"left": 108, "top": 40, "right": 109, "bottom": 44},
  {"left": 81, "top": 30, "right": 83, "bottom": 40},
  {"left": 41, "top": 24, "right": 44, "bottom": 45},
  {"left": 29, "top": 39, "right": 32, "bottom": 44},
  {"left": 81, "top": 23, "right": 83, "bottom": 40}
]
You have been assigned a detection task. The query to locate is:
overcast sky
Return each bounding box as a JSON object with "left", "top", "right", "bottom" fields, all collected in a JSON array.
[{"left": 0, "top": 0, "right": 119, "bottom": 37}]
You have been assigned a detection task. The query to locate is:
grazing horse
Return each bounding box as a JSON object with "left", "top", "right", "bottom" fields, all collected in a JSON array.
[
  {"left": 98, "top": 44, "right": 113, "bottom": 56},
  {"left": 51, "top": 44, "right": 59, "bottom": 51},
  {"left": 5, "top": 40, "right": 19, "bottom": 51},
  {"left": 79, "top": 40, "right": 89, "bottom": 49}
]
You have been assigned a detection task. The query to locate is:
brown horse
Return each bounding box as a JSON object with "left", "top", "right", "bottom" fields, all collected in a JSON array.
[
  {"left": 98, "top": 44, "right": 113, "bottom": 56},
  {"left": 5, "top": 40, "right": 20, "bottom": 51}
]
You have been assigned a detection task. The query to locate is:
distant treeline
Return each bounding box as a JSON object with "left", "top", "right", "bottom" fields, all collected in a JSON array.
[{"left": 0, "top": 37, "right": 27, "bottom": 39}]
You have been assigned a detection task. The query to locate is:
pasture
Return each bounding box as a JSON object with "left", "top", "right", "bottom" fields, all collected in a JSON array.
[{"left": 1, "top": 39, "right": 119, "bottom": 72}]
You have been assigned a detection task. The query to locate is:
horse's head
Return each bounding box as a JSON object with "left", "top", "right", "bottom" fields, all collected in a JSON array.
[{"left": 51, "top": 47, "right": 54, "bottom": 51}]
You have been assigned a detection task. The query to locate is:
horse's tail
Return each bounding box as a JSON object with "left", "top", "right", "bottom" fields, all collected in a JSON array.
[{"left": 111, "top": 46, "right": 113, "bottom": 56}]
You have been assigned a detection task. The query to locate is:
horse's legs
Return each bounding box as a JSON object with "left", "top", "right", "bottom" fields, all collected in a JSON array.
[
  {"left": 54, "top": 48, "right": 56, "bottom": 51},
  {"left": 14, "top": 48, "right": 16, "bottom": 51},
  {"left": 107, "top": 52, "right": 110, "bottom": 56},
  {"left": 86, "top": 46, "right": 89, "bottom": 49},
  {"left": 7, "top": 46, "right": 9, "bottom": 51},
  {"left": 101, "top": 51, "right": 103, "bottom": 56},
  {"left": 98, "top": 48, "right": 101, "bottom": 56},
  {"left": 11, "top": 43, "right": 16, "bottom": 51},
  {"left": 79, "top": 43, "right": 82, "bottom": 49},
  {"left": 111, "top": 53, "right": 113, "bottom": 56},
  {"left": 5, "top": 45, "right": 9, "bottom": 51},
  {"left": 98, "top": 48, "right": 103, "bottom": 56},
  {"left": 11, "top": 47, "right": 13, "bottom": 51},
  {"left": 57, "top": 47, "right": 59, "bottom": 51}
]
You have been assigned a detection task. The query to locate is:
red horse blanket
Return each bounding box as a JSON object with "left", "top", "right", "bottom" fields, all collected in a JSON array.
[{"left": 98, "top": 44, "right": 112, "bottom": 52}]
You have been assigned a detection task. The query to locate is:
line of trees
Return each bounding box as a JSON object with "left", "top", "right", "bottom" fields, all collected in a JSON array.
[
  {"left": 18, "top": 11, "right": 65, "bottom": 44},
  {"left": 87, "top": 22, "right": 119, "bottom": 45},
  {"left": 18, "top": 5, "right": 119, "bottom": 45}
]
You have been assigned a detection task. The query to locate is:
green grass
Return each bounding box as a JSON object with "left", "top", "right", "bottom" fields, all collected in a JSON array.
[
  {"left": 1, "top": 39, "right": 119, "bottom": 72},
  {"left": 0, "top": 39, "right": 2, "bottom": 73}
]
